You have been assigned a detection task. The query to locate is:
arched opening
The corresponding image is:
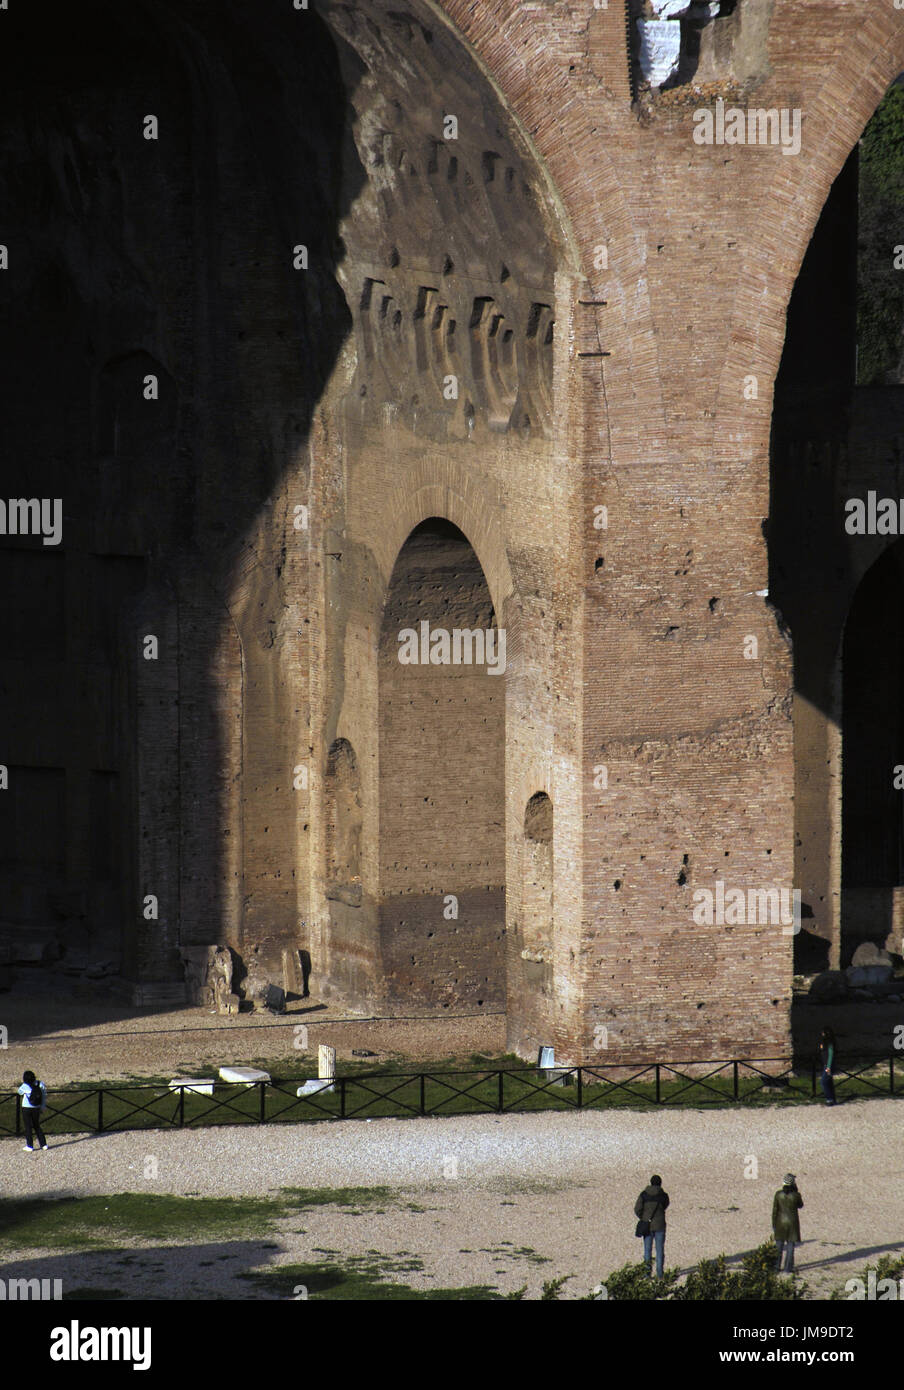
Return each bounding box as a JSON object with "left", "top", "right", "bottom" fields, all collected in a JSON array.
[
  {"left": 842, "top": 542, "right": 904, "bottom": 957},
  {"left": 770, "top": 76, "right": 904, "bottom": 973},
  {"left": 378, "top": 517, "right": 505, "bottom": 1010}
]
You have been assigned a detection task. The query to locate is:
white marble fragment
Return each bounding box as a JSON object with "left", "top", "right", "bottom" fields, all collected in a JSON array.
[
  {"left": 168, "top": 1078, "right": 215, "bottom": 1095},
  {"left": 636, "top": 19, "right": 682, "bottom": 86},
  {"left": 650, "top": 0, "right": 691, "bottom": 17},
  {"left": 218, "top": 1065, "right": 270, "bottom": 1085}
]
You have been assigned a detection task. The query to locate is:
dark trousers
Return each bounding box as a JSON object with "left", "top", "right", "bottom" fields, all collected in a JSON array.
[
  {"left": 819, "top": 1068, "right": 836, "bottom": 1104},
  {"left": 23, "top": 1109, "right": 46, "bottom": 1148}
]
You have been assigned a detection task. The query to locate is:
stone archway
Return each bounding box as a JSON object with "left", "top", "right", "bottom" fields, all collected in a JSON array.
[{"left": 377, "top": 518, "right": 506, "bottom": 1011}]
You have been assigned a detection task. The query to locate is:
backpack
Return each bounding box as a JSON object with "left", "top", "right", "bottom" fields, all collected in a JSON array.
[{"left": 28, "top": 1081, "right": 43, "bottom": 1109}]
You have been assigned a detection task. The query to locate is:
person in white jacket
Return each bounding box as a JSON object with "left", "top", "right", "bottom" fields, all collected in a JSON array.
[{"left": 17, "top": 1070, "right": 48, "bottom": 1152}]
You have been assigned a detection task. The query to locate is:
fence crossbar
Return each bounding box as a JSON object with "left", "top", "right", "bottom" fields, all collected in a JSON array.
[
  {"left": 341, "top": 1074, "right": 422, "bottom": 1119},
  {"left": 736, "top": 1062, "right": 807, "bottom": 1094},
  {"left": 266, "top": 1083, "right": 339, "bottom": 1120},
  {"left": 179, "top": 1083, "right": 264, "bottom": 1127},
  {"left": 834, "top": 1061, "right": 890, "bottom": 1096},
  {"left": 96, "top": 1087, "right": 182, "bottom": 1131},
  {"left": 35, "top": 1093, "right": 101, "bottom": 1134},
  {"left": 498, "top": 1069, "right": 581, "bottom": 1110},
  {"left": 420, "top": 1071, "right": 499, "bottom": 1113},
  {"left": 654, "top": 1062, "right": 736, "bottom": 1104},
  {"left": 580, "top": 1065, "right": 658, "bottom": 1105}
]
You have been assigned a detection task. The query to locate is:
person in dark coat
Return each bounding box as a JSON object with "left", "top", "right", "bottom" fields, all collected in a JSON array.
[
  {"left": 772, "top": 1173, "right": 803, "bottom": 1272},
  {"left": 634, "top": 1174, "right": 669, "bottom": 1277},
  {"left": 817, "top": 1028, "right": 836, "bottom": 1105}
]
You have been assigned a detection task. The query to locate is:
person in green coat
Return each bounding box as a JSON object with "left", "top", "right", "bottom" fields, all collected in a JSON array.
[{"left": 772, "top": 1173, "right": 803, "bottom": 1272}]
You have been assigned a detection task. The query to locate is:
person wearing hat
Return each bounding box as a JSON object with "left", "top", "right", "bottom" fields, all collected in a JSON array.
[{"left": 772, "top": 1173, "right": 803, "bottom": 1272}]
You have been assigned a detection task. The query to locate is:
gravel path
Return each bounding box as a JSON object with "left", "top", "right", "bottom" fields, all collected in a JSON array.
[{"left": 2, "top": 1098, "right": 901, "bottom": 1298}]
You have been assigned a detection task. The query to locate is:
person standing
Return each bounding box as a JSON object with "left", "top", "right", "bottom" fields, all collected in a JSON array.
[
  {"left": 634, "top": 1173, "right": 669, "bottom": 1277},
  {"left": 817, "top": 1027, "right": 836, "bottom": 1106},
  {"left": 17, "top": 1070, "right": 48, "bottom": 1152},
  {"left": 772, "top": 1173, "right": 803, "bottom": 1272}
]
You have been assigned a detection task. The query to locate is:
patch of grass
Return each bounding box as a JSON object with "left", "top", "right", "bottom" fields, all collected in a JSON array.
[
  {"left": 280, "top": 1186, "right": 394, "bottom": 1211},
  {"left": 240, "top": 1258, "right": 502, "bottom": 1300},
  {"left": 0, "top": 1193, "right": 285, "bottom": 1251},
  {"left": 479, "top": 1244, "right": 551, "bottom": 1265}
]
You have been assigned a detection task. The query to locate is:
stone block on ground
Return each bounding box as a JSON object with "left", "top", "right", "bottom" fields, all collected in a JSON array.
[
  {"left": 218, "top": 1066, "right": 270, "bottom": 1085},
  {"left": 808, "top": 970, "right": 849, "bottom": 1003},
  {"left": 85, "top": 958, "right": 118, "bottom": 979},
  {"left": 0, "top": 927, "right": 60, "bottom": 964},
  {"left": 296, "top": 1079, "right": 335, "bottom": 1096},
  {"left": 265, "top": 983, "right": 286, "bottom": 1014},
  {"left": 181, "top": 945, "right": 235, "bottom": 1013},
  {"left": 845, "top": 963, "right": 893, "bottom": 987},
  {"left": 851, "top": 942, "right": 894, "bottom": 970},
  {"left": 168, "top": 1078, "right": 215, "bottom": 1095},
  {"left": 282, "top": 947, "right": 305, "bottom": 996}
]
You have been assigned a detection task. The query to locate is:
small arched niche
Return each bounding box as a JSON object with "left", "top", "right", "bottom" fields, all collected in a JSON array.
[{"left": 325, "top": 737, "right": 362, "bottom": 906}]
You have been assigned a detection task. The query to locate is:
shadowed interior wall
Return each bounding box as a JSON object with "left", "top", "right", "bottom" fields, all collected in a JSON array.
[
  {"left": 771, "top": 85, "right": 904, "bottom": 969},
  {"left": 377, "top": 519, "right": 505, "bottom": 1010},
  {"left": 842, "top": 542, "right": 904, "bottom": 955}
]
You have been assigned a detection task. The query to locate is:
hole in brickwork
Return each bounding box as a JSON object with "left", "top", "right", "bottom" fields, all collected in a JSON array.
[{"left": 524, "top": 792, "right": 553, "bottom": 843}]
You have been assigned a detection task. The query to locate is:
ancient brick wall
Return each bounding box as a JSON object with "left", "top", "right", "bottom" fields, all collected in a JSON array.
[{"left": 3, "top": 0, "right": 904, "bottom": 1061}]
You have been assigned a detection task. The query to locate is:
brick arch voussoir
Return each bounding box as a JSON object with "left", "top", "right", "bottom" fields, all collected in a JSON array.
[
  {"left": 434, "top": 0, "right": 667, "bottom": 446},
  {"left": 375, "top": 482, "right": 515, "bottom": 622}
]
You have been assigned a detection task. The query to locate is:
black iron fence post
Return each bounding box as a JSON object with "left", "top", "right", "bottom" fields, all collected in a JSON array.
[
  {"left": 259, "top": 1081, "right": 267, "bottom": 1124},
  {"left": 179, "top": 1085, "right": 185, "bottom": 1127},
  {"left": 340, "top": 1076, "right": 346, "bottom": 1119},
  {"left": 655, "top": 1064, "right": 661, "bottom": 1104},
  {"left": 497, "top": 1069, "right": 504, "bottom": 1114},
  {"left": 577, "top": 1067, "right": 583, "bottom": 1110},
  {"left": 733, "top": 1061, "right": 739, "bottom": 1101},
  {"left": 419, "top": 1073, "right": 426, "bottom": 1116},
  {"left": 97, "top": 1089, "right": 104, "bottom": 1134}
]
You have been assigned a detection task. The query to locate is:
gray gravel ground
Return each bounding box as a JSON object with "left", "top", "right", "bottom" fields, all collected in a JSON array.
[{"left": 1, "top": 1098, "right": 901, "bottom": 1299}]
